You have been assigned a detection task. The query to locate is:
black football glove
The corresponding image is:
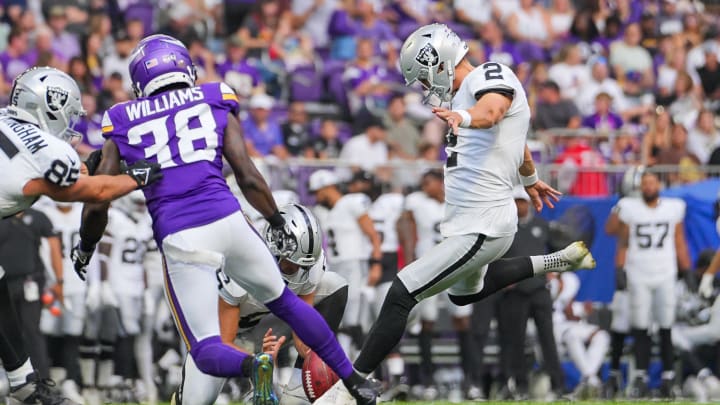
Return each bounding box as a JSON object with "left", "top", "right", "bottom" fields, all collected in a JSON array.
[
  {"left": 124, "top": 159, "right": 163, "bottom": 188},
  {"left": 265, "top": 212, "right": 297, "bottom": 257},
  {"left": 70, "top": 242, "right": 95, "bottom": 281},
  {"left": 615, "top": 267, "right": 627, "bottom": 291},
  {"left": 84, "top": 149, "right": 103, "bottom": 176}
]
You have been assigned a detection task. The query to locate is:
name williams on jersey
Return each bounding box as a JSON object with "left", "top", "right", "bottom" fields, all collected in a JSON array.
[{"left": 125, "top": 87, "right": 205, "bottom": 121}]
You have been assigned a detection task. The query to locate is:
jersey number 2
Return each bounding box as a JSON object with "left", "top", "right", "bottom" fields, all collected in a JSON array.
[
  {"left": 482, "top": 62, "right": 504, "bottom": 81},
  {"left": 127, "top": 103, "right": 218, "bottom": 168}
]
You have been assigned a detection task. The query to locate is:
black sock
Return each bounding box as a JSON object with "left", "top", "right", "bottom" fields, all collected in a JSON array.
[
  {"left": 62, "top": 335, "right": 82, "bottom": 384},
  {"left": 0, "top": 276, "right": 28, "bottom": 370},
  {"left": 457, "top": 330, "right": 476, "bottom": 386},
  {"left": 114, "top": 336, "right": 136, "bottom": 379},
  {"left": 448, "top": 258, "right": 533, "bottom": 305},
  {"left": 353, "top": 278, "right": 417, "bottom": 375},
  {"left": 418, "top": 326, "right": 434, "bottom": 386},
  {"left": 610, "top": 331, "right": 626, "bottom": 371},
  {"left": 46, "top": 335, "right": 64, "bottom": 368},
  {"left": 632, "top": 328, "right": 651, "bottom": 371},
  {"left": 659, "top": 328, "right": 674, "bottom": 373}
]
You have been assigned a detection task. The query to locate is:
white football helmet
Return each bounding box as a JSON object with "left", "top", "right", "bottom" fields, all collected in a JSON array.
[
  {"left": 399, "top": 23, "right": 468, "bottom": 104},
  {"left": 7, "top": 67, "right": 85, "bottom": 143},
  {"left": 265, "top": 204, "right": 322, "bottom": 267}
]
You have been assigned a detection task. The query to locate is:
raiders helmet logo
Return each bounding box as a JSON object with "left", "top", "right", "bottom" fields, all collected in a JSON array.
[
  {"left": 46, "top": 86, "right": 69, "bottom": 112},
  {"left": 415, "top": 43, "right": 439, "bottom": 67}
]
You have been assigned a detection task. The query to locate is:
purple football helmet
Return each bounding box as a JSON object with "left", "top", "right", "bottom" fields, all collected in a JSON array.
[{"left": 128, "top": 34, "right": 197, "bottom": 98}]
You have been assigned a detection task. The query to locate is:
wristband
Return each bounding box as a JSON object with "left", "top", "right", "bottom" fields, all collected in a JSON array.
[
  {"left": 521, "top": 171, "right": 539, "bottom": 187},
  {"left": 369, "top": 258, "right": 382, "bottom": 265},
  {"left": 453, "top": 109, "right": 472, "bottom": 128},
  {"left": 266, "top": 211, "right": 285, "bottom": 228}
]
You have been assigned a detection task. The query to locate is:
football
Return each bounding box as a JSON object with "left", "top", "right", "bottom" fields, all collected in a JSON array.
[{"left": 302, "top": 351, "right": 339, "bottom": 402}]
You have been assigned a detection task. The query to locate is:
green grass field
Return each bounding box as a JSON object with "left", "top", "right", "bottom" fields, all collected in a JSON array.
[{"left": 115, "top": 400, "right": 697, "bottom": 405}]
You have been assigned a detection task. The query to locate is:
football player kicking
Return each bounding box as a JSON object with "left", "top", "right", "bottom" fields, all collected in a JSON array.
[
  {"left": 73, "top": 35, "right": 378, "bottom": 405},
  {"left": 177, "top": 204, "right": 348, "bottom": 405},
  {"left": 0, "top": 67, "right": 160, "bottom": 405},
  {"left": 315, "top": 24, "right": 596, "bottom": 404}
]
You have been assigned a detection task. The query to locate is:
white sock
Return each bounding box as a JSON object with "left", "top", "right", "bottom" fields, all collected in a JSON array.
[
  {"left": 662, "top": 370, "right": 675, "bottom": 380},
  {"left": 387, "top": 356, "right": 404, "bottom": 377},
  {"left": 97, "top": 359, "right": 114, "bottom": 388},
  {"left": 134, "top": 329, "right": 154, "bottom": 393},
  {"left": 49, "top": 367, "right": 66, "bottom": 383},
  {"left": 7, "top": 359, "right": 34, "bottom": 388},
  {"left": 530, "top": 252, "right": 571, "bottom": 274},
  {"left": 585, "top": 331, "right": 610, "bottom": 376},
  {"left": 80, "top": 358, "right": 96, "bottom": 387},
  {"left": 699, "top": 368, "right": 713, "bottom": 380}
]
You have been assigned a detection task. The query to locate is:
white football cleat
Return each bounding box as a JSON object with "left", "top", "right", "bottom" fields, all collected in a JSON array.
[
  {"left": 544, "top": 241, "right": 596, "bottom": 272},
  {"left": 312, "top": 380, "right": 356, "bottom": 405}
]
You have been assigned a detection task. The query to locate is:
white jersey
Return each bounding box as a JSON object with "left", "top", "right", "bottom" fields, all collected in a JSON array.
[
  {"left": 369, "top": 193, "right": 404, "bottom": 253},
  {"left": 219, "top": 250, "right": 327, "bottom": 332},
  {"left": 320, "top": 193, "right": 372, "bottom": 263},
  {"left": 139, "top": 212, "right": 163, "bottom": 289},
  {"left": 102, "top": 208, "right": 152, "bottom": 297},
  {"left": 228, "top": 177, "right": 300, "bottom": 231},
  {"left": 442, "top": 62, "right": 529, "bottom": 238},
  {"left": 0, "top": 113, "right": 82, "bottom": 217},
  {"left": 39, "top": 202, "right": 88, "bottom": 295},
  {"left": 404, "top": 191, "right": 444, "bottom": 257},
  {"left": 618, "top": 197, "right": 685, "bottom": 281}
]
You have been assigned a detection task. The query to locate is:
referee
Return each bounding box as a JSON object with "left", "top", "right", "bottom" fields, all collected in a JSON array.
[
  {"left": 495, "top": 186, "right": 564, "bottom": 398},
  {"left": 0, "top": 207, "right": 64, "bottom": 379}
]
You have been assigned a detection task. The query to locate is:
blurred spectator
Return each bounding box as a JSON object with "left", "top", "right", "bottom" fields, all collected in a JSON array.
[
  {"left": 339, "top": 115, "right": 388, "bottom": 172},
  {"left": 582, "top": 92, "right": 624, "bottom": 131},
  {"left": 87, "top": 13, "right": 114, "bottom": 60},
  {"left": 327, "top": 2, "right": 358, "bottom": 61},
  {"left": 668, "top": 71, "right": 702, "bottom": 128},
  {"left": 48, "top": 6, "right": 81, "bottom": 63},
  {"left": 641, "top": 108, "right": 673, "bottom": 165},
  {"left": 696, "top": 42, "right": 720, "bottom": 103},
  {"left": 97, "top": 72, "right": 128, "bottom": 112},
  {"left": 102, "top": 32, "right": 135, "bottom": 93},
  {"left": 67, "top": 56, "right": 94, "bottom": 94},
  {"left": 610, "top": 23, "right": 654, "bottom": 89},
  {"left": 548, "top": 44, "right": 590, "bottom": 100},
  {"left": 576, "top": 56, "right": 627, "bottom": 117},
  {"left": 75, "top": 93, "right": 104, "bottom": 157},
  {"left": 305, "top": 119, "right": 343, "bottom": 159},
  {"left": 158, "top": 2, "right": 199, "bottom": 40},
  {"left": 35, "top": 25, "right": 66, "bottom": 71},
  {"left": 291, "top": 0, "right": 338, "bottom": 50},
  {"left": 187, "top": 36, "right": 220, "bottom": 83},
  {"left": 639, "top": 12, "right": 660, "bottom": 54},
  {"left": 239, "top": 0, "right": 292, "bottom": 58},
  {"left": 126, "top": 18, "right": 145, "bottom": 44},
  {"left": 0, "top": 27, "right": 36, "bottom": 91},
  {"left": 554, "top": 136, "right": 609, "bottom": 196},
  {"left": 242, "top": 93, "right": 290, "bottom": 159},
  {"left": 507, "top": 0, "right": 552, "bottom": 60},
  {"left": 687, "top": 109, "right": 719, "bottom": 164},
  {"left": 224, "top": 0, "right": 257, "bottom": 35},
  {"left": 481, "top": 20, "right": 522, "bottom": 68},
  {"left": 568, "top": 8, "right": 601, "bottom": 48},
  {"left": 606, "top": 127, "right": 640, "bottom": 164},
  {"left": 533, "top": 80, "right": 581, "bottom": 130},
  {"left": 548, "top": 0, "right": 574, "bottom": 40},
  {"left": 465, "top": 40, "right": 487, "bottom": 66},
  {"left": 385, "top": 94, "right": 420, "bottom": 159},
  {"left": 680, "top": 13, "right": 703, "bottom": 49},
  {"left": 657, "top": 123, "right": 702, "bottom": 184},
  {"left": 281, "top": 102, "right": 311, "bottom": 156},
  {"left": 658, "top": 0, "right": 684, "bottom": 36},
  {"left": 455, "top": 0, "right": 494, "bottom": 31},
  {"left": 621, "top": 71, "right": 656, "bottom": 123},
  {"left": 614, "top": 0, "right": 644, "bottom": 28},
  {"left": 343, "top": 37, "right": 396, "bottom": 114},
  {"left": 215, "top": 36, "right": 263, "bottom": 98},
  {"left": 492, "top": 0, "right": 520, "bottom": 23},
  {"left": 355, "top": 0, "right": 397, "bottom": 58},
  {"left": 656, "top": 45, "right": 700, "bottom": 105}
]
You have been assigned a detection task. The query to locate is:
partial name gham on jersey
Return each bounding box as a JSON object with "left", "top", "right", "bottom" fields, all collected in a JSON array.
[
  {"left": 125, "top": 87, "right": 205, "bottom": 121},
  {"left": 0, "top": 115, "right": 48, "bottom": 153}
]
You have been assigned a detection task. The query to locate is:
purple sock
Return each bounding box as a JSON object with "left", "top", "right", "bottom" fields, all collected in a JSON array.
[
  {"left": 190, "top": 336, "right": 252, "bottom": 377},
  {"left": 265, "top": 287, "right": 354, "bottom": 379}
]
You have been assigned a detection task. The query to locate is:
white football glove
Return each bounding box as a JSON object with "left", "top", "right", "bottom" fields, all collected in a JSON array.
[
  {"left": 101, "top": 281, "right": 119, "bottom": 308},
  {"left": 699, "top": 273, "right": 715, "bottom": 300},
  {"left": 85, "top": 282, "right": 101, "bottom": 312}
]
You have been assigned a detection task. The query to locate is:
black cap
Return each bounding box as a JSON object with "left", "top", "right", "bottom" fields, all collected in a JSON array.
[{"left": 350, "top": 170, "right": 376, "bottom": 184}]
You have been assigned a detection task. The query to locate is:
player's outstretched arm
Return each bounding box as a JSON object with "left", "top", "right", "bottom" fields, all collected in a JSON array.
[
  {"left": 519, "top": 145, "right": 561, "bottom": 212},
  {"left": 222, "top": 113, "right": 279, "bottom": 220},
  {"left": 431, "top": 92, "right": 512, "bottom": 132}
]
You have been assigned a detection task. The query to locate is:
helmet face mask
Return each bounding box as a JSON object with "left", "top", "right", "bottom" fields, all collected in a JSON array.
[
  {"left": 7, "top": 67, "right": 86, "bottom": 143},
  {"left": 265, "top": 204, "right": 322, "bottom": 268}
]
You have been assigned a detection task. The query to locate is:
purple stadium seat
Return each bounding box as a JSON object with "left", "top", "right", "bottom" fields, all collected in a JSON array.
[{"left": 289, "top": 65, "right": 323, "bottom": 102}]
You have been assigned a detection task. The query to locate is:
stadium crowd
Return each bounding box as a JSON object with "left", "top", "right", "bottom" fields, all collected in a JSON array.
[{"left": 1, "top": 0, "right": 720, "bottom": 403}]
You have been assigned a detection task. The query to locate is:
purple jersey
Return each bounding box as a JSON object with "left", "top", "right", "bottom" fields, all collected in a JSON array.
[{"left": 101, "top": 82, "right": 241, "bottom": 244}]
